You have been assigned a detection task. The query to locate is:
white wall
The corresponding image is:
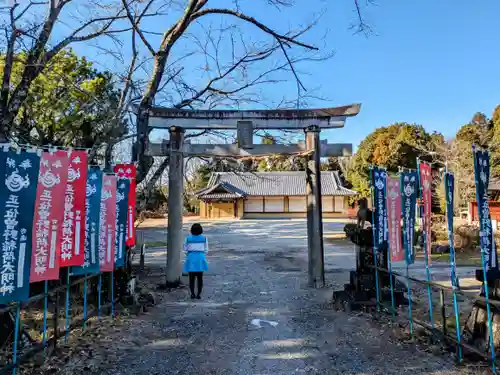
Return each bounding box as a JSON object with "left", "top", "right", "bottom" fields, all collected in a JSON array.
[
  {"left": 265, "top": 197, "right": 284, "bottom": 212},
  {"left": 322, "top": 197, "right": 334, "bottom": 212},
  {"left": 289, "top": 197, "right": 306, "bottom": 212},
  {"left": 244, "top": 197, "right": 263, "bottom": 212},
  {"left": 335, "top": 196, "right": 345, "bottom": 212}
]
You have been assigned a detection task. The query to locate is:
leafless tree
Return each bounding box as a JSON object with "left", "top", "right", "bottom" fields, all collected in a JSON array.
[
  {"left": 0, "top": 0, "right": 161, "bottom": 142},
  {"left": 1, "top": 0, "right": 372, "bottom": 202},
  {"left": 120, "top": 0, "right": 344, "bottom": 184}
]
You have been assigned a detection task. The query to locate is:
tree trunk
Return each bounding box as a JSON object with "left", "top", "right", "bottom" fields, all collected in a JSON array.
[
  {"left": 0, "top": 3, "right": 65, "bottom": 138},
  {"left": 137, "top": 157, "right": 169, "bottom": 213},
  {"left": 0, "top": 31, "right": 18, "bottom": 141},
  {"left": 104, "top": 142, "right": 114, "bottom": 171},
  {"left": 133, "top": 104, "right": 154, "bottom": 184},
  {"left": 133, "top": 51, "right": 169, "bottom": 184}
]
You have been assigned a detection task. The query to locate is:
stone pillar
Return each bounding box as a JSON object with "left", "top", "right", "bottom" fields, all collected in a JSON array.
[
  {"left": 166, "top": 126, "right": 185, "bottom": 287},
  {"left": 305, "top": 125, "right": 325, "bottom": 287}
]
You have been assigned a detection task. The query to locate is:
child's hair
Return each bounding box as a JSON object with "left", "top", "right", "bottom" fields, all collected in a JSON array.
[{"left": 190, "top": 223, "right": 203, "bottom": 236}]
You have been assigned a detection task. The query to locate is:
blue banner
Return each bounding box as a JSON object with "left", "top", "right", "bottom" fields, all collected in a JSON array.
[
  {"left": 72, "top": 167, "right": 103, "bottom": 276},
  {"left": 473, "top": 149, "right": 498, "bottom": 270},
  {"left": 371, "top": 167, "right": 387, "bottom": 252},
  {"left": 0, "top": 149, "right": 40, "bottom": 303},
  {"left": 445, "top": 172, "right": 459, "bottom": 288},
  {"left": 115, "top": 178, "right": 130, "bottom": 268},
  {"left": 401, "top": 171, "right": 418, "bottom": 265}
]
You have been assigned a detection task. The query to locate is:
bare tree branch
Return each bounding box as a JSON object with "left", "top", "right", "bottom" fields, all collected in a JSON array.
[
  {"left": 190, "top": 8, "right": 318, "bottom": 50},
  {"left": 121, "top": 0, "right": 156, "bottom": 55},
  {"left": 351, "top": 0, "right": 375, "bottom": 36}
]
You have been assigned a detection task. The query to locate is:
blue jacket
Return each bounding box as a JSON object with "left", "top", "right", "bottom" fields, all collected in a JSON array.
[{"left": 182, "top": 234, "right": 209, "bottom": 273}]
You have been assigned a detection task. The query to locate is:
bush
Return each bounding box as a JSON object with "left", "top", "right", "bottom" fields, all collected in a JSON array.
[
  {"left": 138, "top": 210, "right": 166, "bottom": 219},
  {"left": 455, "top": 225, "right": 479, "bottom": 250},
  {"left": 431, "top": 214, "right": 446, "bottom": 226},
  {"left": 415, "top": 229, "right": 437, "bottom": 247},
  {"left": 435, "top": 231, "right": 448, "bottom": 241}
]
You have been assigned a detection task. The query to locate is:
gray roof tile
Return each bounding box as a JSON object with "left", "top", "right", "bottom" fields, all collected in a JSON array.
[
  {"left": 198, "top": 193, "right": 242, "bottom": 199},
  {"left": 200, "top": 171, "right": 357, "bottom": 197},
  {"left": 195, "top": 182, "right": 246, "bottom": 200}
]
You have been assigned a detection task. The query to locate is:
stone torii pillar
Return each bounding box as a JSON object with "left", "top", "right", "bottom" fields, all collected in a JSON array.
[
  {"left": 305, "top": 125, "right": 325, "bottom": 287},
  {"left": 165, "top": 127, "right": 185, "bottom": 287}
]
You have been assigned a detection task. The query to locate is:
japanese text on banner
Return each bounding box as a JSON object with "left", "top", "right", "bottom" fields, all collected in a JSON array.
[
  {"left": 0, "top": 150, "right": 41, "bottom": 303},
  {"left": 401, "top": 171, "right": 417, "bottom": 265},
  {"left": 371, "top": 167, "right": 387, "bottom": 252},
  {"left": 387, "top": 176, "right": 404, "bottom": 262},
  {"left": 419, "top": 163, "right": 432, "bottom": 264},
  {"left": 445, "top": 172, "right": 459, "bottom": 288},
  {"left": 71, "top": 167, "right": 102, "bottom": 276},
  {"left": 100, "top": 175, "right": 117, "bottom": 272},
  {"left": 115, "top": 178, "right": 130, "bottom": 268},
  {"left": 473, "top": 149, "right": 498, "bottom": 270},
  {"left": 30, "top": 151, "right": 69, "bottom": 282},
  {"left": 114, "top": 164, "right": 136, "bottom": 246},
  {"left": 61, "top": 151, "right": 88, "bottom": 267}
]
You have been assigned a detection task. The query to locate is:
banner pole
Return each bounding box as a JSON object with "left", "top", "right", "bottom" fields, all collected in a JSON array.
[
  {"left": 387, "top": 177, "right": 396, "bottom": 319},
  {"left": 400, "top": 169, "right": 414, "bottom": 337},
  {"left": 111, "top": 270, "right": 115, "bottom": 319},
  {"left": 417, "top": 159, "right": 435, "bottom": 329},
  {"left": 472, "top": 146, "right": 496, "bottom": 372},
  {"left": 65, "top": 269, "right": 70, "bottom": 344},
  {"left": 445, "top": 170, "right": 463, "bottom": 362},
  {"left": 406, "top": 264, "right": 414, "bottom": 337},
  {"left": 42, "top": 280, "right": 48, "bottom": 357},
  {"left": 12, "top": 304, "right": 21, "bottom": 375},
  {"left": 83, "top": 276, "right": 88, "bottom": 330},
  {"left": 388, "top": 244, "right": 396, "bottom": 319},
  {"left": 451, "top": 281, "right": 462, "bottom": 360},
  {"left": 370, "top": 167, "right": 381, "bottom": 312},
  {"left": 98, "top": 274, "right": 102, "bottom": 321}
]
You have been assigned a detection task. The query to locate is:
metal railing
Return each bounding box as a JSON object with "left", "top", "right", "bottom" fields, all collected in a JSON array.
[
  {"left": 366, "top": 263, "right": 498, "bottom": 370},
  {"left": 0, "top": 270, "right": 124, "bottom": 375}
]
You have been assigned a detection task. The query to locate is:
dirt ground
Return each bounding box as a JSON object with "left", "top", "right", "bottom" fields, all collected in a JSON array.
[{"left": 23, "top": 220, "right": 491, "bottom": 375}]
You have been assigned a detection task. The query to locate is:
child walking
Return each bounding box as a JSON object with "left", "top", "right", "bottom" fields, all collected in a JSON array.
[{"left": 183, "top": 223, "right": 209, "bottom": 299}]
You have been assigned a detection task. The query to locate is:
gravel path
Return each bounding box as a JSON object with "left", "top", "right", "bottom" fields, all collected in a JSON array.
[{"left": 50, "top": 229, "right": 486, "bottom": 375}]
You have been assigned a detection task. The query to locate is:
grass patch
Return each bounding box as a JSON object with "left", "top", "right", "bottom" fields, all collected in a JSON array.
[
  {"left": 325, "top": 232, "right": 346, "bottom": 240},
  {"left": 143, "top": 241, "right": 168, "bottom": 248},
  {"left": 415, "top": 250, "right": 482, "bottom": 266}
]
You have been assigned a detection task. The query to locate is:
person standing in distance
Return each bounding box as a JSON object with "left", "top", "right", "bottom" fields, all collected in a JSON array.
[{"left": 183, "top": 223, "right": 209, "bottom": 299}]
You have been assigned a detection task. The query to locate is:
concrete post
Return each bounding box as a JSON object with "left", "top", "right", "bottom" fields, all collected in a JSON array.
[
  {"left": 166, "top": 126, "right": 185, "bottom": 287},
  {"left": 305, "top": 125, "right": 325, "bottom": 288}
]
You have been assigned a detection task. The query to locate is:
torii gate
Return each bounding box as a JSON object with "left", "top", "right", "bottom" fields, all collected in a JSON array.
[{"left": 143, "top": 104, "right": 361, "bottom": 288}]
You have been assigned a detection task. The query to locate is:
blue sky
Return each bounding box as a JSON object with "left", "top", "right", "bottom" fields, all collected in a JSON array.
[
  {"left": 58, "top": 0, "right": 500, "bottom": 150},
  {"left": 249, "top": 0, "right": 500, "bottom": 149}
]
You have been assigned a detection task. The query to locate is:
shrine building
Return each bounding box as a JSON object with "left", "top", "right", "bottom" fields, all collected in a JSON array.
[{"left": 195, "top": 171, "right": 357, "bottom": 219}]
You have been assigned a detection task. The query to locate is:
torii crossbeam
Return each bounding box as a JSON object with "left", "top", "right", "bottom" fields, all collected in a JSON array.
[
  {"left": 142, "top": 104, "right": 361, "bottom": 288},
  {"left": 146, "top": 104, "right": 360, "bottom": 129}
]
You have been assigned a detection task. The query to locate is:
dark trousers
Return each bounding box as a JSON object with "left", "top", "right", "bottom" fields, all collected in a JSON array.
[{"left": 189, "top": 272, "right": 203, "bottom": 296}]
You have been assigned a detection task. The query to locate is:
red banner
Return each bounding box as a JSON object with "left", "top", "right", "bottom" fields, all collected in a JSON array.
[
  {"left": 114, "top": 164, "right": 136, "bottom": 246},
  {"left": 30, "top": 150, "right": 70, "bottom": 282},
  {"left": 420, "top": 163, "right": 433, "bottom": 263},
  {"left": 60, "top": 151, "right": 88, "bottom": 267},
  {"left": 100, "top": 175, "right": 117, "bottom": 272},
  {"left": 387, "top": 176, "right": 404, "bottom": 262}
]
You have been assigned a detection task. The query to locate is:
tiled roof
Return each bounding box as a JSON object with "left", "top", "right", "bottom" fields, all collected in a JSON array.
[
  {"left": 198, "top": 171, "right": 357, "bottom": 197},
  {"left": 197, "top": 193, "right": 242, "bottom": 199},
  {"left": 195, "top": 182, "right": 247, "bottom": 200}
]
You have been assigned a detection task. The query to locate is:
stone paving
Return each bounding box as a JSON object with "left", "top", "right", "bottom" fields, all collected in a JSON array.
[{"left": 66, "top": 220, "right": 484, "bottom": 375}]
